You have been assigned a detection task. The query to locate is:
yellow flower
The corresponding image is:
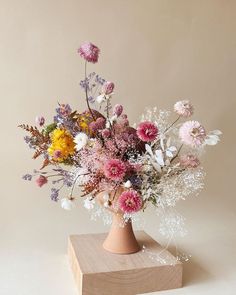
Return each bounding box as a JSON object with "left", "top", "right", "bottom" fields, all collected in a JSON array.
[{"left": 48, "top": 128, "right": 75, "bottom": 162}]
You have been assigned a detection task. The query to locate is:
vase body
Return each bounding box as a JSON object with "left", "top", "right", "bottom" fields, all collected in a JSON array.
[{"left": 103, "top": 213, "right": 140, "bottom": 254}]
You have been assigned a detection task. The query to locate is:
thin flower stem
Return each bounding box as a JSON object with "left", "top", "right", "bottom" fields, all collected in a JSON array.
[
  {"left": 84, "top": 61, "right": 96, "bottom": 120},
  {"left": 69, "top": 172, "right": 90, "bottom": 199},
  {"left": 164, "top": 115, "right": 181, "bottom": 133},
  {"left": 170, "top": 144, "right": 183, "bottom": 163}
]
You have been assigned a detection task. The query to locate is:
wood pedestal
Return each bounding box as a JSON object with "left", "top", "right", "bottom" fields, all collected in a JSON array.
[{"left": 68, "top": 231, "right": 183, "bottom": 295}]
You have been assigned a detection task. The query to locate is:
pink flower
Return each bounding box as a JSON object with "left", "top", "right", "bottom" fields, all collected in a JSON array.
[
  {"left": 174, "top": 100, "right": 193, "bottom": 117},
  {"left": 180, "top": 154, "right": 200, "bottom": 168},
  {"left": 137, "top": 121, "right": 158, "bottom": 142},
  {"left": 102, "top": 81, "right": 114, "bottom": 95},
  {"left": 119, "top": 190, "right": 142, "bottom": 213},
  {"left": 101, "top": 129, "right": 111, "bottom": 138},
  {"left": 96, "top": 117, "right": 106, "bottom": 129},
  {"left": 35, "top": 175, "right": 48, "bottom": 187},
  {"left": 179, "top": 121, "right": 206, "bottom": 147},
  {"left": 35, "top": 116, "right": 45, "bottom": 127},
  {"left": 53, "top": 150, "right": 62, "bottom": 159},
  {"left": 113, "top": 104, "right": 123, "bottom": 117},
  {"left": 78, "top": 42, "right": 100, "bottom": 63},
  {"left": 104, "top": 159, "right": 126, "bottom": 181}
]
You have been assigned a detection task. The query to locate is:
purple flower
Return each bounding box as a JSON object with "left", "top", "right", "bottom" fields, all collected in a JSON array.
[
  {"left": 102, "top": 81, "right": 114, "bottom": 95},
  {"left": 22, "top": 174, "right": 32, "bottom": 181},
  {"left": 78, "top": 42, "right": 100, "bottom": 63},
  {"left": 35, "top": 116, "right": 45, "bottom": 127},
  {"left": 50, "top": 188, "right": 59, "bottom": 202},
  {"left": 113, "top": 104, "right": 123, "bottom": 117}
]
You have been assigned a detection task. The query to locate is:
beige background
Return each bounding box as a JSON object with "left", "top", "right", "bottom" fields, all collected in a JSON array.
[{"left": 0, "top": 0, "right": 235, "bottom": 294}]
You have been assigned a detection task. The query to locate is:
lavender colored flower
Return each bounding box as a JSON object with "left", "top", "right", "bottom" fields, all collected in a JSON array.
[
  {"left": 50, "top": 188, "right": 59, "bottom": 202},
  {"left": 102, "top": 81, "right": 114, "bottom": 95},
  {"left": 78, "top": 42, "right": 100, "bottom": 63},
  {"left": 113, "top": 104, "right": 123, "bottom": 117},
  {"left": 22, "top": 174, "right": 32, "bottom": 181},
  {"left": 35, "top": 116, "right": 45, "bottom": 127}
]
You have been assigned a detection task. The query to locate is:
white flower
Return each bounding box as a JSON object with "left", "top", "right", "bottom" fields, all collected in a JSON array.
[
  {"left": 74, "top": 132, "right": 88, "bottom": 151},
  {"left": 84, "top": 198, "right": 95, "bottom": 210},
  {"left": 105, "top": 115, "right": 117, "bottom": 128},
  {"left": 205, "top": 130, "right": 222, "bottom": 145},
  {"left": 124, "top": 180, "right": 132, "bottom": 188},
  {"left": 61, "top": 198, "right": 75, "bottom": 210},
  {"left": 96, "top": 94, "right": 106, "bottom": 104}
]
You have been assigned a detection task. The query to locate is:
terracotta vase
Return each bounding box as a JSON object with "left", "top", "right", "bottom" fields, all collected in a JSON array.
[{"left": 96, "top": 190, "right": 140, "bottom": 254}]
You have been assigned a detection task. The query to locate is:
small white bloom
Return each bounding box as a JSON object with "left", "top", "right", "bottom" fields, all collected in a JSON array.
[
  {"left": 74, "top": 132, "right": 88, "bottom": 151},
  {"left": 106, "top": 115, "right": 117, "bottom": 128},
  {"left": 96, "top": 94, "right": 106, "bottom": 104},
  {"left": 124, "top": 180, "right": 132, "bottom": 188},
  {"left": 205, "top": 130, "right": 222, "bottom": 146},
  {"left": 83, "top": 197, "right": 95, "bottom": 210},
  {"left": 61, "top": 198, "right": 75, "bottom": 210},
  {"left": 102, "top": 192, "right": 110, "bottom": 201},
  {"left": 104, "top": 201, "right": 109, "bottom": 208}
]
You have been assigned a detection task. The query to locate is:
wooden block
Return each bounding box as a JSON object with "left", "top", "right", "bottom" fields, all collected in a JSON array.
[{"left": 68, "top": 231, "right": 183, "bottom": 295}]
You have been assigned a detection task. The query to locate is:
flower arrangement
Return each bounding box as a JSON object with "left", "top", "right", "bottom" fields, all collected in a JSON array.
[{"left": 20, "top": 42, "right": 221, "bottom": 258}]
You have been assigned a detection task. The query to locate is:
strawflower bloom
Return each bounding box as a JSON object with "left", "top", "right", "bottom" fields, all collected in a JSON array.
[
  {"left": 179, "top": 121, "right": 206, "bottom": 147},
  {"left": 174, "top": 100, "right": 194, "bottom": 117},
  {"left": 180, "top": 154, "right": 200, "bottom": 168},
  {"left": 35, "top": 116, "right": 45, "bottom": 127},
  {"left": 104, "top": 159, "right": 126, "bottom": 181},
  {"left": 102, "top": 81, "right": 114, "bottom": 95},
  {"left": 137, "top": 121, "right": 158, "bottom": 142},
  {"left": 48, "top": 129, "right": 75, "bottom": 162},
  {"left": 78, "top": 42, "right": 100, "bottom": 63},
  {"left": 119, "top": 190, "right": 142, "bottom": 213},
  {"left": 36, "top": 175, "right": 48, "bottom": 187}
]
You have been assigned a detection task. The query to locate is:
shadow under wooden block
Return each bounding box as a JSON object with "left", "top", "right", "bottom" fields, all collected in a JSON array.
[{"left": 68, "top": 231, "right": 183, "bottom": 295}]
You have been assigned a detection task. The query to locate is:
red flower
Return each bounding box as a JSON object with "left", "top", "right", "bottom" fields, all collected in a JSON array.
[{"left": 104, "top": 159, "right": 126, "bottom": 181}]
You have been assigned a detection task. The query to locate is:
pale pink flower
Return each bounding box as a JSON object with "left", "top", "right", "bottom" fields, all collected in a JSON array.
[
  {"left": 113, "top": 104, "right": 123, "bottom": 117},
  {"left": 78, "top": 42, "right": 100, "bottom": 63},
  {"left": 180, "top": 154, "right": 200, "bottom": 168},
  {"left": 104, "top": 159, "right": 126, "bottom": 181},
  {"left": 35, "top": 116, "right": 45, "bottom": 126},
  {"left": 137, "top": 121, "right": 158, "bottom": 142},
  {"left": 102, "top": 81, "right": 114, "bottom": 95},
  {"left": 35, "top": 175, "right": 48, "bottom": 187},
  {"left": 174, "top": 100, "right": 193, "bottom": 117},
  {"left": 179, "top": 121, "right": 206, "bottom": 147},
  {"left": 96, "top": 117, "right": 106, "bottom": 129},
  {"left": 119, "top": 190, "right": 142, "bottom": 213}
]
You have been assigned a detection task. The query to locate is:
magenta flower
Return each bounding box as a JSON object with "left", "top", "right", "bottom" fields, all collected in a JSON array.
[
  {"left": 137, "top": 121, "right": 158, "bottom": 142},
  {"left": 119, "top": 190, "right": 142, "bottom": 213},
  {"left": 35, "top": 175, "right": 48, "bottom": 187},
  {"left": 78, "top": 42, "right": 100, "bottom": 63},
  {"left": 35, "top": 116, "right": 45, "bottom": 127},
  {"left": 179, "top": 121, "right": 206, "bottom": 147},
  {"left": 113, "top": 104, "right": 123, "bottom": 117},
  {"left": 53, "top": 150, "right": 62, "bottom": 159},
  {"left": 102, "top": 81, "right": 114, "bottom": 95},
  {"left": 104, "top": 159, "right": 126, "bottom": 181},
  {"left": 174, "top": 100, "right": 194, "bottom": 117},
  {"left": 180, "top": 154, "right": 200, "bottom": 168}
]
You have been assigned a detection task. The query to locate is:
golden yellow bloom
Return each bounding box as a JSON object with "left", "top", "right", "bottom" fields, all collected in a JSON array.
[{"left": 48, "top": 128, "right": 75, "bottom": 162}]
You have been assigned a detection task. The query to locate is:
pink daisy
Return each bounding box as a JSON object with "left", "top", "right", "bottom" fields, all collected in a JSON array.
[
  {"left": 103, "top": 159, "right": 126, "bottom": 181},
  {"left": 119, "top": 190, "right": 142, "bottom": 213},
  {"left": 179, "top": 121, "right": 206, "bottom": 147},
  {"left": 78, "top": 42, "right": 100, "bottom": 63},
  {"left": 174, "top": 100, "right": 194, "bottom": 117},
  {"left": 180, "top": 154, "right": 200, "bottom": 168},
  {"left": 35, "top": 175, "right": 48, "bottom": 187},
  {"left": 137, "top": 121, "right": 158, "bottom": 142}
]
